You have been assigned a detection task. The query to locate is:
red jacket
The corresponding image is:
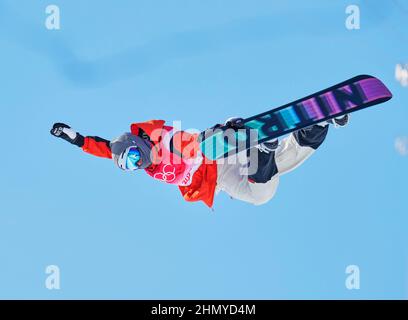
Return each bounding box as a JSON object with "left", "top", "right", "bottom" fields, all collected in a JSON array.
[{"left": 81, "top": 120, "right": 218, "bottom": 207}]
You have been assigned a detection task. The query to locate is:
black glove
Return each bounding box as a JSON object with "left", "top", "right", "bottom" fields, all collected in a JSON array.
[
  {"left": 208, "top": 117, "right": 245, "bottom": 131},
  {"left": 50, "top": 123, "right": 84, "bottom": 147},
  {"left": 224, "top": 117, "right": 245, "bottom": 130}
]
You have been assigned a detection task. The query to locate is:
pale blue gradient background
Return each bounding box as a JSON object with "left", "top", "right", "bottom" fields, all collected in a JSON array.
[{"left": 0, "top": 0, "right": 407, "bottom": 299}]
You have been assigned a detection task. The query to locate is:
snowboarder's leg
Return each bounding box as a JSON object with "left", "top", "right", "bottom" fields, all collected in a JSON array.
[
  {"left": 216, "top": 124, "right": 328, "bottom": 205},
  {"left": 216, "top": 152, "right": 280, "bottom": 206},
  {"left": 246, "top": 175, "right": 279, "bottom": 205},
  {"left": 275, "top": 124, "right": 329, "bottom": 175},
  {"left": 245, "top": 123, "right": 329, "bottom": 183},
  {"left": 247, "top": 139, "right": 279, "bottom": 184}
]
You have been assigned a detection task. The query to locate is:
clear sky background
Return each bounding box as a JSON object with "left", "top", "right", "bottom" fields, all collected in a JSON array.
[{"left": 0, "top": 0, "right": 407, "bottom": 299}]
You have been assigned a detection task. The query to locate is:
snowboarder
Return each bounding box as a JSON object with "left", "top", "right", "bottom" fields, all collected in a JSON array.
[{"left": 50, "top": 115, "right": 348, "bottom": 208}]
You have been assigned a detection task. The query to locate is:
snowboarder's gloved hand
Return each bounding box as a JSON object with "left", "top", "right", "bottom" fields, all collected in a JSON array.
[
  {"left": 50, "top": 123, "right": 84, "bottom": 147},
  {"left": 224, "top": 117, "right": 245, "bottom": 130},
  {"left": 208, "top": 117, "right": 245, "bottom": 132}
]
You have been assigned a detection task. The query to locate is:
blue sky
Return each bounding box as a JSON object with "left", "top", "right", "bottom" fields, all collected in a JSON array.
[{"left": 0, "top": 0, "right": 407, "bottom": 299}]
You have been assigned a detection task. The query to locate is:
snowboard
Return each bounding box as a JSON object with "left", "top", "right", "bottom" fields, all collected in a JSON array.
[{"left": 200, "top": 75, "right": 393, "bottom": 160}]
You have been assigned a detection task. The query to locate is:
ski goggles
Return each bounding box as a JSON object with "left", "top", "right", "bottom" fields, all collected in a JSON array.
[{"left": 125, "top": 146, "right": 141, "bottom": 171}]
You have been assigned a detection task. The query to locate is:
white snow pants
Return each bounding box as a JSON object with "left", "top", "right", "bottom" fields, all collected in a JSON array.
[{"left": 215, "top": 132, "right": 319, "bottom": 206}]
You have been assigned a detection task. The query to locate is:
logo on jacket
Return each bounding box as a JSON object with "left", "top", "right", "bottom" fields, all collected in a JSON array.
[
  {"left": 154, "top": 164, "right": 176, "bottom": 183},
  {"left": 181, "top": 172, "right": 191, "bottom": 185}
]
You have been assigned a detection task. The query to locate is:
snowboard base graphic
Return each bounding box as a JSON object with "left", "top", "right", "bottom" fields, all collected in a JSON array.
[{"left": 200, "top": 75, "right": 393, "bottom": 160}]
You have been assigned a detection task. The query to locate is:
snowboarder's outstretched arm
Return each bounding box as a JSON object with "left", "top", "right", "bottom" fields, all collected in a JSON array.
[{"left": 50, "top": 123, "right": 112, "bottom": 159}]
